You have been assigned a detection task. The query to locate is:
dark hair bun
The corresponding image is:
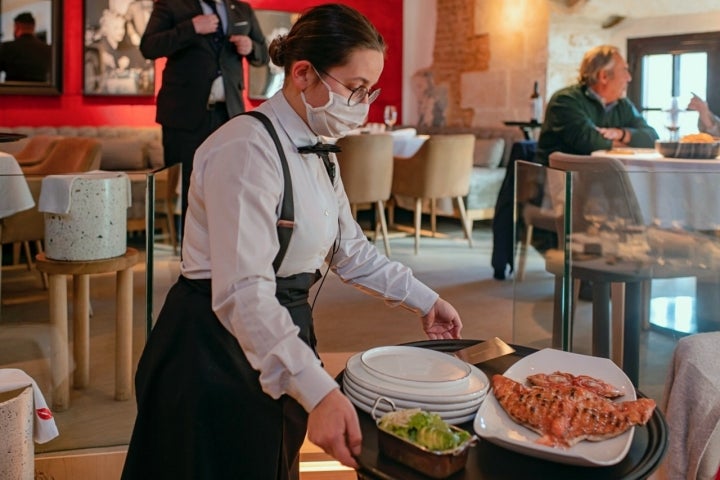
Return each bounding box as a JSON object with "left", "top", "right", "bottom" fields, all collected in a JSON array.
[{"left": 268, "top": 35, "right": 287, "bottom": 67}]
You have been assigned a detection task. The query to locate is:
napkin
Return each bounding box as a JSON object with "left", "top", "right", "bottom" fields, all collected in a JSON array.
[
  {"left": 0, "top": 369, "right": 59, "bottom": 444},
  {"left": 38, "top": 170, "right": 131, "bottom": 215}
]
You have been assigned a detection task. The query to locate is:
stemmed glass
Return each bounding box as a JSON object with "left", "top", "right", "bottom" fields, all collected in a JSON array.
[{"left": 383, "top": 105, "right": 398, "bottom": 131}]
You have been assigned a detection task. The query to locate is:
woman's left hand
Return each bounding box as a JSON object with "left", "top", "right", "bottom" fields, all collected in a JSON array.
[{"left": 420, "top": 298, "right": 462, "bottom": 339}]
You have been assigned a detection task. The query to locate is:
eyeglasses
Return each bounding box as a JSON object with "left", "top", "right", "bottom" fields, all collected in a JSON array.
[{"left": 314, "top": 66, "right": 381, "bottom": 106}]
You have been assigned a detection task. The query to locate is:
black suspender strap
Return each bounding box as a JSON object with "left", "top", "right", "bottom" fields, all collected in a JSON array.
[{"left": 241, "top": 111, "right": 294, "bottom": 273}]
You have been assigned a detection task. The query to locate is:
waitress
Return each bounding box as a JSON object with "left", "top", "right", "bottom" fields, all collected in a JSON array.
[{"left": 121, "top": 4, "right": 463, "bottom": 479}]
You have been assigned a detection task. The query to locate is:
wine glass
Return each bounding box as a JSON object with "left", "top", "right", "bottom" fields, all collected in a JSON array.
[{"left": 383, "top": 105, "right": 398, "bottom": 131}]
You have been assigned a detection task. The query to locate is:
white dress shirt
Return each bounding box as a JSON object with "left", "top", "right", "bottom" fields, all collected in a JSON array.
[{"left": 181, "top": 91, "right": 439, "bottom": 412}]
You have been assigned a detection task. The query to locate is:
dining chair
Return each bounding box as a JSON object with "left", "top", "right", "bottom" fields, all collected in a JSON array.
[
  {"left": 514, "top": 159, "right": 561, "bottom": 282},
  {"left": 390, "top": 134, "right": 475, "bottom": 254},
  {"left": 127, "top": 165, "right": 181, "bottom": 254},
  {"left": 13, "top": 135, "right": 64, "bottom": 168},
  {"left": 335, "top": 134, "right": 394, "bottom": 256},
  {"left": 547, "top": 152, "right": 645, "bottom": 366},
  {"left": 21, "top": 137, "right": 102, "bottom": 176}
]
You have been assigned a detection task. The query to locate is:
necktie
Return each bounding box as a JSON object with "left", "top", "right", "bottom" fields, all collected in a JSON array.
[
  {"left": 203, "top": 0, "right": 224, "bottom": 53},
  {"left": 298, "top": 143, "right": 342, "bottom": 183}
]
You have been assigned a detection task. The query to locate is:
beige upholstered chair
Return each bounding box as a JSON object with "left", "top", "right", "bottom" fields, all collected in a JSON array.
[
  {"left": 21, "top": 137, "right": 101, "bottom": 176},
  {"left": 335, "top": 134, "right": 394, "bottom": 256},
  {"left": 390, "top": 134, "right": 475, "bottom": 254},
  {"left": 13, "top": 135, "right": 64, "bottom": 168}
]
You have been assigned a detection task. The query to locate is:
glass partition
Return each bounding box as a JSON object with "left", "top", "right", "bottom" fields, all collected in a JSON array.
[
  {"left": 512, "top": 158, "right": 720, "bottom": 401},
  {"left": 0, "top": 164, "right": 180, "bottom": 453}
]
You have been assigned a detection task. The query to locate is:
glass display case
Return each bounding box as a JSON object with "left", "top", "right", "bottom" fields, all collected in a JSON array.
[
  {"left": 0, "top": 165, "right": 180, "bottom": 454},
  {"left": 512, "top": 155, "right": 720, "bottom": 399}
]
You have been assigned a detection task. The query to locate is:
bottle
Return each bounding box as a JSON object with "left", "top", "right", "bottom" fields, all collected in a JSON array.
[{"left": 530, "top": 81, "right": 543, "bottom": 123}]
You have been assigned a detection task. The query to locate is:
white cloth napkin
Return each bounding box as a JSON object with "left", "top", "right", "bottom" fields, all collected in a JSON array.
[
  {"left": 0, "top": 369, "right": 59, "bottom": 444},
  {"left": 38, "top": 170, "right": 131, "bottom": 215}
]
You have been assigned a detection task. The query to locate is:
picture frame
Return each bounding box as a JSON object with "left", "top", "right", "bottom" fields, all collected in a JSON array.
[
  {"left": 82, "top": 0, "right": 154, "bottom": 96},
  {"left": 247, "top": 9, "right": 299, "bottom": 100},
  {"left": 0, "top": 0, "right": 63, "bottom": 95}
]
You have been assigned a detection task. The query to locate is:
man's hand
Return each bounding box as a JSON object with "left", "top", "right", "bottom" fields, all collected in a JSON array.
[
  {"left": 229, "top": 35, "right": 253, "bottom": 56},
  {"left": 596, "top": 126, "right": 630, "bottom": 146},
  {"left": 307, "top": 389, "right": 362, "bottom": 469},
  {"left": 192, "top": 14, "right": 219, "bottom": 35}
]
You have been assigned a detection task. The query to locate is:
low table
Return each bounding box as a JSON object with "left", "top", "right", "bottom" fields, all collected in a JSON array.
[
  {"left": 35, "top": 249, "right": 139, "bottom": 410},
  {"left": 349, "top": 339, "right": 668, "bottom": 480}
]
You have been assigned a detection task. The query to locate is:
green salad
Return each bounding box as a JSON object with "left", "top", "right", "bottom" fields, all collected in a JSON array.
[{"left": 378, "top": 408, "right": 472, "bottom": 452}]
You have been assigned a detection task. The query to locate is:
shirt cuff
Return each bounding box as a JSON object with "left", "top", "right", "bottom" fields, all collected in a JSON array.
[
  {"left": 402, "top": 279, "right": 439, "bottom": 316},
  {"left": 286, "top": 363, "right": 340, "bottom": 412}
]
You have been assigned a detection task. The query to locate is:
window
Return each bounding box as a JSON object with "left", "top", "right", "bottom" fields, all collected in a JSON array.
[{"left": 627, "top": 32, "right": 720, "bottom": 140}]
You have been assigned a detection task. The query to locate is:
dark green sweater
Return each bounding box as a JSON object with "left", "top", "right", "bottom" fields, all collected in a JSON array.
[{"left": 535, "top": 84, "right": 659, "bottom": 165}]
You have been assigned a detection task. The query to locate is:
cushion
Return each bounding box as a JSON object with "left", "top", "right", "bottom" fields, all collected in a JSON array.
[
  {"left": 473, "top": 138, "right": 505, "bottom": 168},
  {"left": 99, "top": 138, "right": 146, "bottom": 170},
  {"left": 145, "top": 140, "right": 165, "bottom": 169}
]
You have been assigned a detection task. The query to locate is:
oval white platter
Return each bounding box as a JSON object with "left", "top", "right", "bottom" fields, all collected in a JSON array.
[{"left": 473, "top": 348, "right": 636, "bottom": 467}]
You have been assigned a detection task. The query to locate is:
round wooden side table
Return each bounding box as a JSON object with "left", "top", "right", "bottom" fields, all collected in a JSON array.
[{"left": 35, "top": 248, "right": 139, "bottom": 411}]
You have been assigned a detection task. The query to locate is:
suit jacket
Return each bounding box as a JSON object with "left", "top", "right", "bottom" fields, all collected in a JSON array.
[
  {"left": 140, "top": 0, "right": 269, "bottom": 130},
  {"left": 0, "top": 34, "right": 52, "bottom": 82}
]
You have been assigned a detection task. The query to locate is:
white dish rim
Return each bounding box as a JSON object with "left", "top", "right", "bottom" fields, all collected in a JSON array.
[
  {"left": 359, "top": 345, "right": 472, "bottom": 386},
  {"left": 345, "top": 352, "right": 489, "bottom": 402},
  {"left": 342, "top": 376, "right": 483, "bottom": 417}
]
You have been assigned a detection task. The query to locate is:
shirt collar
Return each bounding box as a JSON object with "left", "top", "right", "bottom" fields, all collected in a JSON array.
[{"left": 586, "top": 86, "right": 618, "bottom": 112}]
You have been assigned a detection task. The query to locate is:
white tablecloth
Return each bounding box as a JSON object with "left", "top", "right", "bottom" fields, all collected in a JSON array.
[
  {"left": 391, "top": 131, "right": 428, "bottom": 158},
  {"left": 0, "top": 152, "right": 34, "bottom": 219},
  {"left": 593, "top": 149, "right": 720, "bottom": 229}
]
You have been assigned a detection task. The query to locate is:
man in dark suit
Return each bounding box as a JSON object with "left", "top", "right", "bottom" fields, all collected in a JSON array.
[
  {"left": 0, "top": 12, "right": 52, "bottom": 82},
  {"left": 140, "top": 0, "right": 268, "bottom": 236}
]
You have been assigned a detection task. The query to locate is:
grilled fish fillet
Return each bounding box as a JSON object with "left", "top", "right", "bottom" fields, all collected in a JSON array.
[
  {"left": 526, "top": 371, "right": 624, "bottom": 398},
  {"left": 492, "top": 374, "right": 655, "bottom": 448}
]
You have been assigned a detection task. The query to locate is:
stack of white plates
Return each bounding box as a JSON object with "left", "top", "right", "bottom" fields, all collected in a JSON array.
[{"left": 342, "top": 346, "right": 489, "bottom": 424}]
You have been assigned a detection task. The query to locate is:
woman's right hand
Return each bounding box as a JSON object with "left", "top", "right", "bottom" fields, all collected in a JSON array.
[{"left": 307, "top": 388, "right": 362, "bottom": 469}]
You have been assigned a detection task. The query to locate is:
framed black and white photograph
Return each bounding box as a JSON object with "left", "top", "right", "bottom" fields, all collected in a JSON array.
[
  {"left": 247, "top": 9, "right": 298, "bottom": 100},
  {"left": 83, "top": 0, "right": 154, "bottom": 96}
]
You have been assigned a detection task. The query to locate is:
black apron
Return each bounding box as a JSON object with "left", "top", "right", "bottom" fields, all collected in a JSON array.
[
  {"left": 122, "top": 111, "right": 320, "bottom": 479},
  {"left": 121, "top": 272, "right": 321, "bottom": 480}
]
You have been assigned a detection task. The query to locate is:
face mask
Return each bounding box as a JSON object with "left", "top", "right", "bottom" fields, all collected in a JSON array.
[{"left": 301, "top": 77, "right": 369, "bottom": 138}]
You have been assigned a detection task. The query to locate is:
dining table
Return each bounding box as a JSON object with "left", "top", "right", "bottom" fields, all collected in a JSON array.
[
  {"left": 0, "top": 152, "right": 34, "bottom": 219},
  {"left": 345, "top": 339, "right": 668, "bottom": 480},
  {"left": 503, "top": 120, "right": 542, "bottom": 140},
  {"left": 0, "top": 132, "right": 27, "bottom": 144},
  {"left": 592, "top": 148, "right": 720, "bottom": 230}
]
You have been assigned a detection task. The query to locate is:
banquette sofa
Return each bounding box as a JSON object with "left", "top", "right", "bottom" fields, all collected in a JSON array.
[{"left": 0, "top": 125, "right": 171, "bottom": 234}]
